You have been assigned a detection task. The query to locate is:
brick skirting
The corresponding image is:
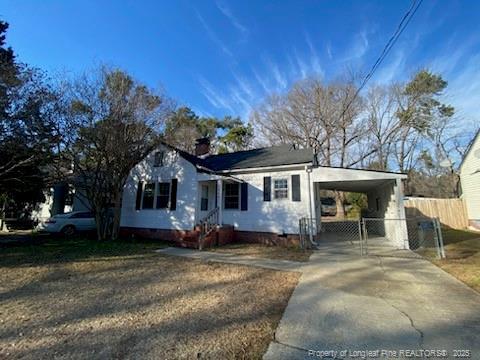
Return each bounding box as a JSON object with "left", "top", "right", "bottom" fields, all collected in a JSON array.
[
  {"left": 119, "top": 225, "right": 235, "bottom": 249},
  {"left": 234, "top": 230, "right": 300, "bottom": 247},
  {"left": 119, "top": 226, "right": 299, "bottom": 248}
]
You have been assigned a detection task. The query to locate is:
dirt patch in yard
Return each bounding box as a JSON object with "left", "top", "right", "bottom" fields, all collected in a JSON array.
[
  {"left": 0, "top": 239, "right": 299, "bottom": 359},
  {"left": 210, "top": 242, "right": 312, "bottom": 262}
]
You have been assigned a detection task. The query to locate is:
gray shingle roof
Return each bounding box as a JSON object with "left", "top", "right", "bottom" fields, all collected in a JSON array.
[{"left": 202, "top": 144, "right": 313, "bottom": 171}]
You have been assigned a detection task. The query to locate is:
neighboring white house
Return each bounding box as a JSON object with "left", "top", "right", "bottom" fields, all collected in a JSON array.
[
  {"left": 119, "top": 139, "right": 408, "bottom": 248},
  {"left": 31, "top": 183, "right": 90, "bottom": 223},
  {"left": 460, "top": 130, "right": 480, "bottom": 230}
]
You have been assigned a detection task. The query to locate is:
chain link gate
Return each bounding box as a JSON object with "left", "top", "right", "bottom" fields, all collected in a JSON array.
[
  {"left": 317, "top": 219, "right": 364, "bottom": 254},
  {"left": 361, "top": 217, "right": 445, "bottom": 259}
]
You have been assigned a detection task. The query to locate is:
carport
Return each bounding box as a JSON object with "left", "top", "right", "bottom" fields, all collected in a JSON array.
[{"left": 308, "top": 166, "right": 408, "bottom": 249}]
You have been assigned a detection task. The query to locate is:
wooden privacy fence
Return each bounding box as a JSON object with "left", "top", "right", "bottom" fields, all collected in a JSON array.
[{"left": 404, "top": 197, "right": 468, "bottom": 229}]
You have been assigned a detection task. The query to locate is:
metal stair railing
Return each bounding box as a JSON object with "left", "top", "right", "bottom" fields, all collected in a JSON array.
[{"left": 198, "top": 207, "right": 219, "bottom": 250}]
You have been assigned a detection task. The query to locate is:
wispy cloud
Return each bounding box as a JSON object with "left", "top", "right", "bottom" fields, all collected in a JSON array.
[
  {"left": 305, "top": 33, "right": 324, "bottom": 77},
  {"left": 216, "top": 1, "right": 248, "bottom": 35},
  {"left": 442, "top": 52, "right": 480, "bottom": 126},
  {"left": 252, "top": 68, "right": 272, "bottom": 93},
  {"left": 326, "top": 42, "right": 333, "bottom": 60},
  {"left": 428, "top": 34, "right": 480, "bottom": 126},
  {"left": 198, "top": 74, "right": 257, "bottom": 120},
  {"left": 271, "top": 62, "right": 288, "bottom": 90},
  {"left": 342, "top": 30, "right": 369, "bottom": 63},
  {"left": 354, "top": 30, "right": 369, "bottom": 57},
  {"left": 431, "top": 36, "right": 478, "bottom": 75},
  {"left": 294, "top": 48, "right": 308, "bottom": 79},
  {"left": 373, "top": 49, "right": 407, "bottom": 85},
  {"left": 232, "top": 72, "right": 255, "bottom": 99},
  {"left": 230, "top": 85, "right": 252, "bottom": 114},
  {"left": 195, "top": 10, "right": 233, "bottom": 57},
  {"left": 198, "top": 76, "right": 234, "bottom": 112}
]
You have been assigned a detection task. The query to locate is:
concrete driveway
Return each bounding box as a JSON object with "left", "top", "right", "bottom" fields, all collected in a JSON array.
[{"left": 264, "top": 242, "right": 480, "bottom": 359}]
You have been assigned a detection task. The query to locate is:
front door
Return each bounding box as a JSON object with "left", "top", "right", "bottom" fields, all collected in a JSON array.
[{"left": 201, "top": 184, "right": 209, "bottom": 212}]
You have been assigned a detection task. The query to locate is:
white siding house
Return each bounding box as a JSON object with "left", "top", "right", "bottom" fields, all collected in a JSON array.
[
  {"left": 121, "top": 149, "right": 199, "bottom": 231},
  {"left": 460, "top": 130, "right": 480, "bottom": 229},
  {"left": 119, "top": 140, "right": 408, "bottom": 248}
]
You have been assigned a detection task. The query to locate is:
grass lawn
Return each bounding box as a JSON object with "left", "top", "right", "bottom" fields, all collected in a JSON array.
[
  {"left": 432, "top": 228, "right": 480, "bottom": 293},
  {"left": 0, "top": 237, "right": 299, "bottom": 359},
  {"left": 210, "top": 242, "right": 313, "bottom": 262}
]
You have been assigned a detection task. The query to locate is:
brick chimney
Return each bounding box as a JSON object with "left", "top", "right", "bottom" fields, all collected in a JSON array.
[{"left": 195, "top": 138, "right": 211, "bottom": 156}]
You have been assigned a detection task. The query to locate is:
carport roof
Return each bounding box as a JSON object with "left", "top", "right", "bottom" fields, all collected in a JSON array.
[
  {"left": 316, "top": 179, "right": 396, "bottom": 192},
  {"left": 314, "top": 165, "right": 406, "bottom": 176},
  {"left": 311, "top": 166, "right": 406, "bottom": 193}
]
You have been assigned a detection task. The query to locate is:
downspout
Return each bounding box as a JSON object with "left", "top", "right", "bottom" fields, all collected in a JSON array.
[{"left": 306, "top": 165, "right": 315, "bottom": 245}]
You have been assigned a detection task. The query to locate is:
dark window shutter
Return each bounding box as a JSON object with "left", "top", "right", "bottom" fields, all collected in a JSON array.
[
  {"left": 240, "top": 182, "right": 248, "bottom": 211},
  {"left": 135, "top": 181, "right": 143, "bottom": 210},
  {"left": 292, "top": 175, "right": 301, "bottom": 201},
  {"left": 170, "top": 178, "right": 178, "bottom": 210},
  {"left": 263, "top": 177, "right": 271, "bottom": 201}
]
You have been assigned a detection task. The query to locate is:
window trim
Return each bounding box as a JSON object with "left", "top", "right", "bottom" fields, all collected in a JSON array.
[
  {"left": 273, "top": 177, "right": 289, "bottom": 200},
  {"left": 223, "top": 182, "right": 240, "bottom": 210}
]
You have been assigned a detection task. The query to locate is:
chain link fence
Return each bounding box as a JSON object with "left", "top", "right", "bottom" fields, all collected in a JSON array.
[
  {"left": 361, "top": 217, "right": 445, "bottom": 259},
  {"left": 299, "top": 216, "right": 446, "bottom": 260}
]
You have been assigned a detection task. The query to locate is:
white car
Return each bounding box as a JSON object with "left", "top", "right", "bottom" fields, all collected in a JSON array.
[{"left": 37, "top": 211, "right": 96, "bottom": 236}]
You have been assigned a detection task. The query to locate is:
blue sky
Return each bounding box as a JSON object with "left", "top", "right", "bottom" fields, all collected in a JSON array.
[{"left": 1, "top": 0, "right": 479, "bottom": 126}]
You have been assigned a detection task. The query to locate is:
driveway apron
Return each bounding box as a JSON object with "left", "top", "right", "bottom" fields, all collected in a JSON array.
[{"left": 264, "top": 243, "right": 480, "bottom": 359}]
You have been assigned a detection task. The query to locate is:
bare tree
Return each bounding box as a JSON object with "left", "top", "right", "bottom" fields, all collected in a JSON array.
[
  {"left": 363, "top": 85, "right": 403, "bottom": 170},
  {"left": 60, "top": 67, "right": 173, "bottom": 240},
  {"left": 252, "top": 77, "right": 367, "bottom": 165},
  {"left": 253, "top": 70, "right": 471, "bottom": 200},
  {"left": 251, "top": 76, "right": 369, "bottom": 216}
]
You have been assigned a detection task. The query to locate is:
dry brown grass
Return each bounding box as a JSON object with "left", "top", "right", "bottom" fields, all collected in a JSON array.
[
  {"left": 0, "top": 238, "right": 299, "bottom": 359},
  {"left": 433, "top": 237, "right": 480, "bottom": 293},
  {"left": 430, "top": 229, "right": 480, "bottom": 293},
  {"left": 210, "top": 242, "right": 312, "bottom": 262}
]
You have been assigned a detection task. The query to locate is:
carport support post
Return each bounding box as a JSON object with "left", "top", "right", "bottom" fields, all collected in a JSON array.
[{"left": 395, "top": 178, "right": 409, "bottom": 249}]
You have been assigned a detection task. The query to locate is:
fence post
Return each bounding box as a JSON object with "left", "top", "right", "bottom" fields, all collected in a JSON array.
[
  {"left": 358, "top": 219, "right": 363, "bottom": 256},
  {"left": 435, "top": 218, "right": 446, "bottom": 259},
  {"left": 362, "top": 218, "right": 368, "bottom": 256},
  {"left": 432, "top": 218, "right": 442, "bottom": 259}
]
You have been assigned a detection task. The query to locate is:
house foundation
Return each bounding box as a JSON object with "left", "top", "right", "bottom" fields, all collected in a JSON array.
[{"left": 119, "top": 226, "right": 300, "bottom": 248}]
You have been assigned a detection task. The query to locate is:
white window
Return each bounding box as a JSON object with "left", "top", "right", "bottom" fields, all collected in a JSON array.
[
  {"left": 224, "top": 183, "right": 239, "bottom": 209},
  {"left": 142, "top": 183, "right": 155, "bottom": 209},
  {"left": 153, "top": 151, "right": 164, "bottom": 167},
  {"left": 156, "top": 182, "right": 170, "bottom": 209},
  {"left": 274, "top": 178, "right": 288, "bottom": 199}
]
